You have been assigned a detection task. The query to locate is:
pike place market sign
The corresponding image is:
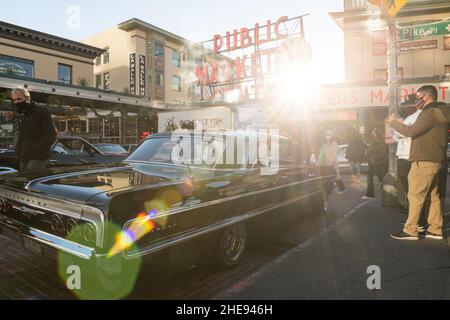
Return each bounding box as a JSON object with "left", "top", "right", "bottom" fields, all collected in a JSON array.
[{"left": 399, "top": 20, "right": 450, "bottom": 41}]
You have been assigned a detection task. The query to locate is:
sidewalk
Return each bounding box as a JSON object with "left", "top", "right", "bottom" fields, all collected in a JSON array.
[{"left": 215, "top": 177, "right": 450, "bottom": 300}]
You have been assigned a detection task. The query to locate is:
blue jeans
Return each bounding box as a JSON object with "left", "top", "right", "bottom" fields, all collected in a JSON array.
[{"left": 350, "top": 162, "right": 362, "bottom": 178}]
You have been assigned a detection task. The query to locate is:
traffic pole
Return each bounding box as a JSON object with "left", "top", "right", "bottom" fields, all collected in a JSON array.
[{"left": 382, "top": 15, "right": 401, "bottom": 207}]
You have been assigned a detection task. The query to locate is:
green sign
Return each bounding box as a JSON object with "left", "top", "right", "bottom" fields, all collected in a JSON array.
[{"left": 399, "top": 21, "right": 450, "bottom": 41}]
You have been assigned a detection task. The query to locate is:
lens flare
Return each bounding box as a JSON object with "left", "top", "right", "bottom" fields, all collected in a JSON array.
[{"left": 108, "top": 210, "right": 158, "bottom": 257}]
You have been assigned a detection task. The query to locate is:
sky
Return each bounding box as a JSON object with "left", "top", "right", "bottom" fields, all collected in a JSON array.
[{"left": 1, "top": 0, "right": 345, "bottom": 83}]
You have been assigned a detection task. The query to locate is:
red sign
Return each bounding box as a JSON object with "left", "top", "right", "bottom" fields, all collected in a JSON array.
[
  {"left": 213, "top": 16, "right": 289, "bottom": 53},
  {"left": 196, "top": 16, "right": 309, "bottom": 100}
]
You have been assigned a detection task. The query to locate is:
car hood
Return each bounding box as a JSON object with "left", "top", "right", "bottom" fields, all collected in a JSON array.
[{"left": 0, "top": 163, "right": 191, "bottom": 204}]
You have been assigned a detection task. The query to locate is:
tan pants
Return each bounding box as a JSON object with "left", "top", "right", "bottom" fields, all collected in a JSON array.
[{"left": 404, "top": 161, "right": 443, "bottom": 236}]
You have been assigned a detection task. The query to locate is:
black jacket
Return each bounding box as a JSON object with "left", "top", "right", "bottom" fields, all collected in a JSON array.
[
  {"left": 346, "top": 135, "right": 368, "bottom": 162},
  {"left": 366, "top": 138, "right": 388, "bottom": 166},
  {"left": 391, "top": 102, "right": 449, "bottom": 163},
  {"left": 16, "top": 102, "right": 57, "bottom": 161}
]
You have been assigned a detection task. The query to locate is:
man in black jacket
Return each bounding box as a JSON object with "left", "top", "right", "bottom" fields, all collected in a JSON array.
[
  {"left": 11, "top": 88, "right": 57, "bottom": 170},
  {"left": 388, "top": 85, "right": 448, "bottom": 241}
]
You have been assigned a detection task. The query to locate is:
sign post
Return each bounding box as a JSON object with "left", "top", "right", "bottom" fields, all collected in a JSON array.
[{"left": 368, "top": 0, "right": 407, "bottom": 206}]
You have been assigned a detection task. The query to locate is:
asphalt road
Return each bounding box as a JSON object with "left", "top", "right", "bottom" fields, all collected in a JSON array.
[{"left": 0, "top": 176, "right": 449, "bottom": 300}]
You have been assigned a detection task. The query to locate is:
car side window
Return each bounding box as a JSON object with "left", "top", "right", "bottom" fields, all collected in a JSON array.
[
  {"left": 52, "top": 143, "right": 70, "bottom": 155},
  {"left": 52, "top": 139, "right": 98, "bottom": 156}
]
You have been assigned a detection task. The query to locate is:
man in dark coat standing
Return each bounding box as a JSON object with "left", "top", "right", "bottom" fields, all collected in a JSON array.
[
  {"left": 388, "top": 85, "right": 448, "bottom": 241},
  {"left": 11, "top": 88, "right": 57, "bottom": 170}
]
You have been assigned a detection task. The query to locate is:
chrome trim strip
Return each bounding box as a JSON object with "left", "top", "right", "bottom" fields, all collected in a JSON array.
[
  {"left": 124, "top": 191, "right": 321, "bottom": 259},
  {"left": 24, "top": 167, "right": 130, "bottom": 191},
  {"left": 123, "top": 175, "right": 325, "bottom": 227},
  {"left": 0, "top": 219, "right": 95, "bottom": 260},
  {"left": 81, "top": 205, "right": 105, "bottom": 248},
  {"left": 28, "top": 228, "right": 94, "bottom": 260}
]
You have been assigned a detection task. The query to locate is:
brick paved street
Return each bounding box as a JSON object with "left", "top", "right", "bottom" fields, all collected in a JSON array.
[{"left": 0, "top": 176, "right": 448, "bottom": 300}]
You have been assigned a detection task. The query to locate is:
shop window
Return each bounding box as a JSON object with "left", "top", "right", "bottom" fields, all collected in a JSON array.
[
  {"left": 104, "top": 117, "right": 120, "bottom": 141},
  {"left": 54, "top": 117, "right": 67, "bottom": 133},
  {"left": 68, "top": 118, "right": 87, "bottom": 135},
  {"left": 0, "top": 54, "right": 34, "bottom": 78},
  {"left": 58, "top": 64, "right": 72, "bottom": 85}
]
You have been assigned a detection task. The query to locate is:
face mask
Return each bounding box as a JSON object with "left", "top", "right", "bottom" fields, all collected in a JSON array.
[
  {"left": 14, "top": 101, "right": 29, "bottom": 114},
  {"left": 415, "top": 95, "right": 427, "bottom": 110}
]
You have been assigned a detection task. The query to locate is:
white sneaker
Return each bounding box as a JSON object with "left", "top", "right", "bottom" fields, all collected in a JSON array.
[
  {"left": 361, "top": 196, "right": 373, "bottom": 200},
  {"left": 324, "top": 201, "right": 328, "bottom": 211}
]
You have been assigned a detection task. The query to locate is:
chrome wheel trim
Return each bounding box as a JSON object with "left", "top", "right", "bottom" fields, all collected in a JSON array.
[{"left": 221, "top": 224, "right": 246, "bottom": 264}]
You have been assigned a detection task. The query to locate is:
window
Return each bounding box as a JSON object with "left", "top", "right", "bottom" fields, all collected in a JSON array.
[
  {"left": 155, "top": 71, "right": 164, "bottom": 86},
  {"left": 0, "top": 54, "right": 34, "bottom": 78},
  {"left": 103, "top": 72, "right": 110, "bottom": 90},
  {"left": 103, "top": 47, "right": 110, "bottom": 64},
  {"left": 374, "top": 68, "right": 403, "bottom": 81},
  {"left": 154, "top": 42, "right": 164, "bottom": 71},
  {"left": 58, "top": 64, "right": 72, "bottom": 84},
  {"left": 373, "top": 31, "right": 388, "bottom": 56},
  {"left": 52, "top": 139, "right": 98, "bottom": 156},
  {"left": 95, "top": 56, "right": 101, "bottom": 66},
  {"left": 445, "top": 65, "right": 450, "bottom": 77},
  {"left": 172, "top": 75, "right": 181, "bottom": 92},
  {"left": 95, "top": 74, "right": 102, "bottom": 89},
  {"left": 155, "top": 43, "right": 164, "bottom": 60},
  {"left": 444, "top": 35, "right": 450, "bottom": 50},
  {"left": 172, "top": 50, "right": 181, "bottom": 67}
]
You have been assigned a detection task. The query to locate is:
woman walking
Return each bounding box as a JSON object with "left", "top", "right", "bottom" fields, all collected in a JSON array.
[{"left": 317, "top": 130, "right": 346, "bottom": 211}]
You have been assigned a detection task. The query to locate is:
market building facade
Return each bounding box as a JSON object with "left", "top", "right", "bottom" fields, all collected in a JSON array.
[
  {"left": 82, "top": 18, "right": 231, "bottom": 105},
  {"left": 0, "top": 20, "right": 162, "bottom": 148},
  {"left": 321, "top": 0, "right": 450, "bottom": 135}
]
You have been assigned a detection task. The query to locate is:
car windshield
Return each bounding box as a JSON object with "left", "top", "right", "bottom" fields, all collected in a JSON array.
[
  {"left": 126, "top": 137, "right": 196, "bottom": 165},
  {"left": 97, "top": 144, "right": 127, "bottom": 154}
]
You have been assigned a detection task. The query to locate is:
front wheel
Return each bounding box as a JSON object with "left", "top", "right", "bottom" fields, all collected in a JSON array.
[{"left": 213, "top": 223, "right": 247, "bottom": 269}]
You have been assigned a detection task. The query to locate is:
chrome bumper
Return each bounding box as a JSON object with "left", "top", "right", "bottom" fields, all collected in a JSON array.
[{"left": 0, "top": 217, "right": 95, "bottom": 260}]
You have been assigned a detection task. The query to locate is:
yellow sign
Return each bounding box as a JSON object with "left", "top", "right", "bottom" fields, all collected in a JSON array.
[{"left": 368, "top": 0, "right": 408, "bottom": 17}]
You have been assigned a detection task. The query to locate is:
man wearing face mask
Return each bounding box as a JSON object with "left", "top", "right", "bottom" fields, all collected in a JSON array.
[
  {"left": 392, "top": 96, "right": 424, "bottom": 211},
  {"left": 11, "top": 88, "right": 57, "bottom": 170},
  {"left": 387, "top": 85, "right": 449, "bottom": 241}
]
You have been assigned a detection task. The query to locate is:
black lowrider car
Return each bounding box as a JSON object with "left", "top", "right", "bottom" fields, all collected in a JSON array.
[
  {"left": 0, "top": 136, "right": 127, "bottom": 170},
  {"left": 0, "top": 132, "right": 324, "bottom": 298}
]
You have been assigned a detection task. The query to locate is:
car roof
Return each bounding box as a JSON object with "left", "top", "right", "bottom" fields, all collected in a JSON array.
[{"left": 147, "top": 131, "right": 288, "bottom": 140}]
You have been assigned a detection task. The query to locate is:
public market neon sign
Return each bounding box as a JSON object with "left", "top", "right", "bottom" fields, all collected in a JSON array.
[{"left": 195, "top": 16, "right": 292, "bottom": 91}]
